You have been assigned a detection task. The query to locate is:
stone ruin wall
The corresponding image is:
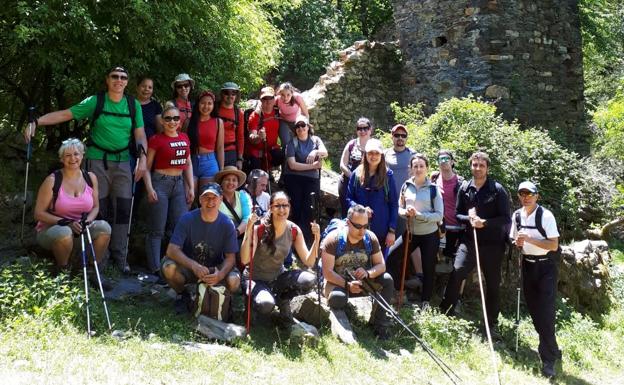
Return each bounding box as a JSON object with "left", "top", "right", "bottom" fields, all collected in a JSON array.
[
  {"left": 393, "top": 0, "right": 587, "bottom": 151},
  {"left": 302, "top": 40, "right": 403, "bottom": 167}
]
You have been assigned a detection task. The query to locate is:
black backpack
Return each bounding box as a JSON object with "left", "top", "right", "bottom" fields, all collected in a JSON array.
[
  {"left": 514, "top": 205, "right": 562, "bottom": 258},
  {"left": 87, "top": 91, "right": 140, "bottom": 168},
  {"left": 50, "top": 169, "right": 94, "bottom": 212}
]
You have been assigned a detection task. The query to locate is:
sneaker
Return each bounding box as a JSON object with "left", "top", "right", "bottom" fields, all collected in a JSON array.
[
  {"left": 541, "top": 360, "right": 556, "bottom": 378},
  {"left": 174, "top": 291, "right": 192, "bottom": 315}
]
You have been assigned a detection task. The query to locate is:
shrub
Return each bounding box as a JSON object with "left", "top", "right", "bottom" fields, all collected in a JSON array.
[{"left": 383, "top": 97, "right": 614, "bottom": 239}]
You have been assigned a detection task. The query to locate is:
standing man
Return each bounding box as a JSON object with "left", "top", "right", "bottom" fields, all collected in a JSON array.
[
  {"left": 384, "top": 124, "right": 416, "bottom": 236},
  {"left": 162, "top": 183, "right": 240, "bottom": 314},
  {"left": 321, "top": 204, "right": 394, "bottom": 341},
  {"left": 217, "top": 82, "right": 245, "bottom": 169},
  {"left": 440, "top": 151, "right": 510, "bottom": 337},
  {"left": 245, "top": 86, "right": 283, "bottom": 173},
  {"left": 510, "top": 181, "right": 561, "bottom": 378},
  {"left": 25, "top": 66, "right": 147, "bottom": 274}
]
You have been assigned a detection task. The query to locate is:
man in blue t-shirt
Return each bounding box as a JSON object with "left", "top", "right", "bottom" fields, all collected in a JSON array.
[{"left": 163, "top": 183, "right": 240, "bottom": 313}]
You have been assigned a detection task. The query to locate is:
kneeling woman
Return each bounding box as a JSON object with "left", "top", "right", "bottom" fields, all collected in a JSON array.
[
  {"left": 240, "top": 191, "right": 320, "bottom": 325},
  {"left": 34, "top": 138, "right": 111, "bottom": 272}
]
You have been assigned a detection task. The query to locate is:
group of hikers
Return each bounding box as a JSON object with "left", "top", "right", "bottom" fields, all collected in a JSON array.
[{"left": 23, "top": 66, "right": 562, "bottom": 378}]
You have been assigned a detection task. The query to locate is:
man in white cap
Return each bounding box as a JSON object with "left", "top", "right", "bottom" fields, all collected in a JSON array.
[
  {"left": 163, "top": 182, "right": 240, "bottom": 314},
  {"left": 510, "top": 181, "right": 561, "bottom": 378}
]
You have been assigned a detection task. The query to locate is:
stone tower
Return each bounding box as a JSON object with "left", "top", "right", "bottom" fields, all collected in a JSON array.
[{"left": 392, "top": 0, "right": 587, "bottom": 151}]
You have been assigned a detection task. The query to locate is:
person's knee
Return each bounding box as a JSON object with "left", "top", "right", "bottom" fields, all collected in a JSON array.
[
  {"left": 297, "top": 271, "right": 316, "bottom": 292},
  {"left": 255, "top": 292, "right": 275, "bottom": 315},
  {"left": 328, "top": 291, "right": 348, "bottom": 310},
  {"left": 162, "top": 262, "right": 179, "bottom": 280},
  {"left": 226, "top": 272, "right": 240, "bottom": 292}
]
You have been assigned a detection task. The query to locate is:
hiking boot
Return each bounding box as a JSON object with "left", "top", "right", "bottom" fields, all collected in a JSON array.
[
  {"left": 174, "top": 291, "right": 192, "bottom": 315},
  {"left": 277, "top": 300, "right": 294, "bottom": 329},
  {"left": 541, "top": 360, "right": 556, "bottom": 378},
  {"left": 116, "top": 261, "right": 131, "bottom": 276},
  {"left": 374, "top": 325, "right": 391, "bottom": 341}
]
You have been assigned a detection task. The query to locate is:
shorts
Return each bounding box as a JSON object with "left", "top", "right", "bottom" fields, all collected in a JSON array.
[
  {"left": 161, "top": 256, "right": 240, "bottom": 284},
  {"left": 36, "top": 220, "right": 111, "bottom": 251},
  {"left": 192, "top": 153, "right": 219, "bottom": 179}
]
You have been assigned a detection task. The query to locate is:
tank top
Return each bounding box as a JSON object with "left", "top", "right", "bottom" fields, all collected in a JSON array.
[
  {"left": 252, "top": 222, "right": 296, "bottom": 282},
  {"left": 198, "top": 117, "right": 219, "bottom": 152},
  {"left": 36, "top": 183, "right": 94, "bottom": 231},
  {"left": 276, "top": 93, "right": 303, "bottom": 122}
]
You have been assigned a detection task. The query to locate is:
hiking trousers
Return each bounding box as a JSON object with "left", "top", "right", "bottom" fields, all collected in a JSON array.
[{"left": 244, "top": 269, "right": 316, "bottom": 315}]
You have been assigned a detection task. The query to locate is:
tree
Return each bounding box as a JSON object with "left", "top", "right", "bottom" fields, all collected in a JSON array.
[{"left": 0, "top": 0, "right": 281, "bottom": 146}]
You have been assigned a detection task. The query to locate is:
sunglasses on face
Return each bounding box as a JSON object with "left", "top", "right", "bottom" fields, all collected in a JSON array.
[
  {"left": 176, "top": 83, "right": 191, "bottom": 89},
  {"left": 518, "top": 191, "right": 536, "bottom": 197},
  {"left": 348, "top": 219, "right": 369, "bottom": 230},
  {"left": 356, "top": 126, "right": 370, "bottom": 131},
  {"left": 272, "top": 204, "right": 290, "bottom": 209},
  {"left": 110, "top": 74, "right": 128, "bottom": 81},
  {"left": 295, "top": 123, "right": 307, "bottom": 129},
  {"left": 223, "top": 91, "right": 238, "bottom": 96},
  {"left": 438, "top": 156, "right": 451, "bottom": 163},
  {"left": 163, "top": 116, "right": 181, "bottom": 122},
  {"left": 393, "top": 133, "right": 407, "bottom": 139}
]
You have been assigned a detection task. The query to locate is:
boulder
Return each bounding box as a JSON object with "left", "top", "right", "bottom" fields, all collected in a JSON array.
[
  {"left": 196, "top": 315, "right": 247, "bottom": 342},
  {"left": 289, "top": 320, "right": 320, "bottom": 346},
  {"left": 290, "top": 292, "right": 330, "bottom": 328},
  {"left": 329, "top": 308, "right": 357, "bottom": 345}
]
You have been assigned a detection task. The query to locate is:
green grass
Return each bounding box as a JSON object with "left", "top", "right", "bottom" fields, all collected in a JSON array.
[{"left": 1, "top": 259, "right": 623, "bottom": 384}]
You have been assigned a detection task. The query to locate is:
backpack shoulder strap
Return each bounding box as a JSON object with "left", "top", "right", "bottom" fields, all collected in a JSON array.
[
  {"left": 535, "top": 206, "right": 547, "bottom": 239},
  {"left": 82, "top": 169, "right": 94, "bottom": 188},
  {"left": 126, "top": 94, "right": 137, "bottom": 130},
  {"left": 514, "top": 210, "right": 521, "bottom": 231},
  {"left": 51, "top": 169, "right": 63, "bottom": 212},
  {"left": 363, "top": 232, "right": 373, "bottom": 256},
  {"left": 336, "top": 228, "right": 348, "bottom": 257},
  {"left": 92, "top": 91, "right": 106, "bottom": 126},
  {"left": 291, "top": 223, "right": 298, "bottom": 240},
  {"left": 455, "top": 176, "right": 464, "bottom": 195},
  {"left": 429, "top": 185, "right": 436, "bottom": 211},
  {"left": 430, "top": 171, "right": 440, "bottom": 184}
]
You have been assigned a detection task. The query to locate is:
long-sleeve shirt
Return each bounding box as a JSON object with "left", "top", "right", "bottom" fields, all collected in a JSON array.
[
  {"left": 456, "top": 177, "right": 511, "bottom": 244},
  {"left": 398, "top": 178, "right": 444, "bottom": 235}
]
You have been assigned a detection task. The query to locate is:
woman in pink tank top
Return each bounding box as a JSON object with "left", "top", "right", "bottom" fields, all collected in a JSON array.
[
  {"left": 276, "top": 82, "right": 309, "bottom": 150},
  {"left": 33, "top": 139, "right": 111, "bottom": 270}
]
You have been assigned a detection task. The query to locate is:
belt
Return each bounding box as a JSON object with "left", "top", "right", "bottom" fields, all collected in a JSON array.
[{"left": 523, "top": 254, "right": 550, "bottom": 263}]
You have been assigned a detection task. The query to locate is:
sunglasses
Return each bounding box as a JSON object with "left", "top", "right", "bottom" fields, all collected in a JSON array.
[
  {"left": 176, "top": 83, "right": 191, "bottom": 89},
  {"left": 223, "top": 90, "right": 238, "bottom": 96},
  {"left": 110, "top": 74, "right": 128, "bottom": 81},
  {"left": 393, "top": 133, "right": 407, "bottom": 139},
  {"left": 356, "top": 126, "right": 370, "bottom": 131},
  {"left": 518, "top": 191, "right": 536, "bottom": 197},
  {"left": 62, "top": 138, "right": 82, "bottom": 145},
  {"left": 438, "top": 156, "right": 451, "bottom": 163},
  {"left": 295, "top": 123, "right": 307, "bottom": 129},
  {"left": 272, "top": 204, "right": 290, "bottom": 209},
  {"left": 348, "top": 219, "right": 369, "bottom": 230},
  {"left": 163, "top": 116, "right": 181, "bottom": 122}
]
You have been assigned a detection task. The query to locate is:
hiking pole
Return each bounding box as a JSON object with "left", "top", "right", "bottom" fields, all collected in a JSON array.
[
  {"left": 397, "top": 222, "right": 412, "bottom": 310},
  {"left": 20, "top": 106, "right": 36, "bottom": 242},
  {"left": 345, "top": 270, "right": 463, "bottom": 385},
  {"left": 246, "top": 205, "right": 258, "bottom": 334},
  {"left": 472, "top": 226, "right": 501, "bottom": 385},
  {"left": 263, "top": 138, "right": 272, "bottom": 195},
  {"left": 310, "top": 192, "right": 323, "bottom": 328},
  {"left": 82, "top": 214, "right": 112, "bottom": 331},
  {"left": 515, "top": 254, "right": 522, "bottom": 353},
  {"left": 79, "top": 218, "right": 92, "bottom": 338},
  {"left": 123, "top": 156, "right": 141, "bottom": 272}
]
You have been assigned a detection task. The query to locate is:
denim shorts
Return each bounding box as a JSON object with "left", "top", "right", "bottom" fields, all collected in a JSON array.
[{"left": 192, "top": 153, "right": 219, "bottom": 179}]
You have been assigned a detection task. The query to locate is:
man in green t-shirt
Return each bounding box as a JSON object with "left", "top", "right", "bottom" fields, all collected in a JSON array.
[{"left": 25, "top": 66, "right": 148, "bottom": 274}]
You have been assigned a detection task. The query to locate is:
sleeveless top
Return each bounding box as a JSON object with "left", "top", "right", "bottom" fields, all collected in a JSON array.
[
  {"left": 36, "top": 182, "right": 94, "bottom": 232},
  {"left": 251, "top": 222, "right": 297, "bottom": 282},
  {"left": 198, "top": 117, "right": 219, "bottom": 152}
]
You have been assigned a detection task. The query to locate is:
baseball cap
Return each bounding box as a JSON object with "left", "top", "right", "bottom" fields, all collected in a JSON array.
[
  {"left": 517, "top": 181, "right": 538, "bottom": 194},
  {"left": 391, "top": 124, "right": 407, "bottom": 134},
  {"left": 364, "top": 138, "right": 384, "bottom": 153},
  {"left": 295, "top": 115, "right": 309, "bottom": 125},
  {"left": 200, "top": 182, "right": 223, "bottom": 197},
  {"left": 260, "top": 87, "right": 275, "bottom": 99},
  {"left": 221, "top": 82, "right": 240, "bottom": 91}
]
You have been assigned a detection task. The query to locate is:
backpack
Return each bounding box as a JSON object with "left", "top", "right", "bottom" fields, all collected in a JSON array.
[
  {"left": 193, "top": 283, "right": 232, "bottom": 321},
  {"left": 400, "top": 182, "right": 442, "bottom": 235},
  {"left": 87, "top": 91, "right": 140, "bottom": 167},
  {"left": 256, "top": 222, "right": 298, "bottom": 245},
  {"left": 514, "top": 206, "right": 562, "bottom": 258},
  {"left": 50, "top": 169, "right": 94, "bottom": 212},
  {"left": 219, "top": 105, "right": 241, "bottom": 150},
  {"left": 321, "top": 218, "right": 373, "bottom": 258}
]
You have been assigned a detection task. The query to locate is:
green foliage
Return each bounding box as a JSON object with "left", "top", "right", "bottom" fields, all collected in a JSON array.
[
  {"left": 0, "top": 260, "right": 81, "bottom": 323},
  {"left": 386, "top": 97, "right": 614, "bottom": 238},
  {"left": 411, "top": 309, "right": 474, "bottom": 352},
  {"left": 0, "top": 0, "right": 281, "bottom": 143},
  {"left": 592, "top": 94, "right": 624, "bottom": 163}
]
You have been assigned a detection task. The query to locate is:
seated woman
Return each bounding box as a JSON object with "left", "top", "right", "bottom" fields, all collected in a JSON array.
[
  {"left": 215, "top": 166, "right": 252, "bottom": 239},
  {"left": 240, "top": 191, "right": 320, "bottom": 326},
  {"left": 34, "top": 138, "right": 111, "bottom": 278},
  {"left": 143, "top": 105, "right": 194, "bottom": 280},
  {"left": 245, "top": 169, "right": 270, "bottom": 216}
]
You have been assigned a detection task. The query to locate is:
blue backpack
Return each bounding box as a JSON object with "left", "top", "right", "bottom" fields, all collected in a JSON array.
[{"left": 322, "top": 218, "right": 373, "bottom": 257}]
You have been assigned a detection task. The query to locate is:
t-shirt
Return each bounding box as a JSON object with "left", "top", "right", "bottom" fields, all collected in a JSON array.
[
  {"left": 284, "top": 136, "right": 324, "bottom": 179},
  {"left": 252, "top": 222, "right": 298, "bottom": 282},
  {"left": 246, "top": 109, "right": 280, "bottom": 157},
  {"left": 70, "top": 94, "right": 145, "bottom": 162},
  {"left": 170, "top": 210, "right": 238, "bottom": 267},
  {"left": 198, "top": 118, "right": 220, "bottom": 152},
  {"left": 321, "top": 229, "right": 381, "bottom": 276},
  {"left": 385, "top": 147, "right": 416, "bottom": 194},
  {"left": 172, "top": 98, "right": 192, "bottom": 131},
  {"left": 276, "top": 93, "right": 304, "bottom": 122},
  {"left": 148, "top": 132, "right": 190, "bottom": 170},
  {"left": 140, "top": 99, "right": 162, "bottom": 139},
  {"left": 439, "top": 174, "right": 460, "bottom": 227},
  {"left": 509, "top": 205, "right": 559, "bottom": 256},
  {"left": 218, "top": 105, "right": 244, "bottom": 155}
]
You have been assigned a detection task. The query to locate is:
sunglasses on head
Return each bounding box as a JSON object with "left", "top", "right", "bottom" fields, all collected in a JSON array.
[
  {"left": 348, "top": 219, "right": 369, "bottom": 230},
  {"left": 176, "top": 83, "right": 191, "bottom": 89},
  {"left": 110, "top": 74, "right": 128, "bottom": 81},
  {"left": 163, "top": 116, "right": 181, "bottom": 122},
  {"left": 393, "top": 133, "right": 407, "bottom": 139},
  {"left": 356, "top": 125, "right": 370, "bottom": 131}
]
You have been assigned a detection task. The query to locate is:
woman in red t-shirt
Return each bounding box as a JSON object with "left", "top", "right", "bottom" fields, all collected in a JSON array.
[
  {"left": 187, "top": 90, "right": 224, "bottom": 193},
  {"left": 143, "top": 105, "right": 194, "bottom": 278}
]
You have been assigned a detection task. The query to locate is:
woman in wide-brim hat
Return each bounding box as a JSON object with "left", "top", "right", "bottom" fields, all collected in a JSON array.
[
  {"left": 169, "top": 73, "right": 195, "bottom": 131},
  {"left": 216, "top": 166, "right": 252, "bottom": 238}
]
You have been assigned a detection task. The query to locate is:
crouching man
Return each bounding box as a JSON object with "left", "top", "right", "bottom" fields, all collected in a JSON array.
[
  {"left": 321, "top": 204, "right": 394, "bottom": 341},
  {"left": 163, "top": 183, "right": 241, "bottom": 315}
]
